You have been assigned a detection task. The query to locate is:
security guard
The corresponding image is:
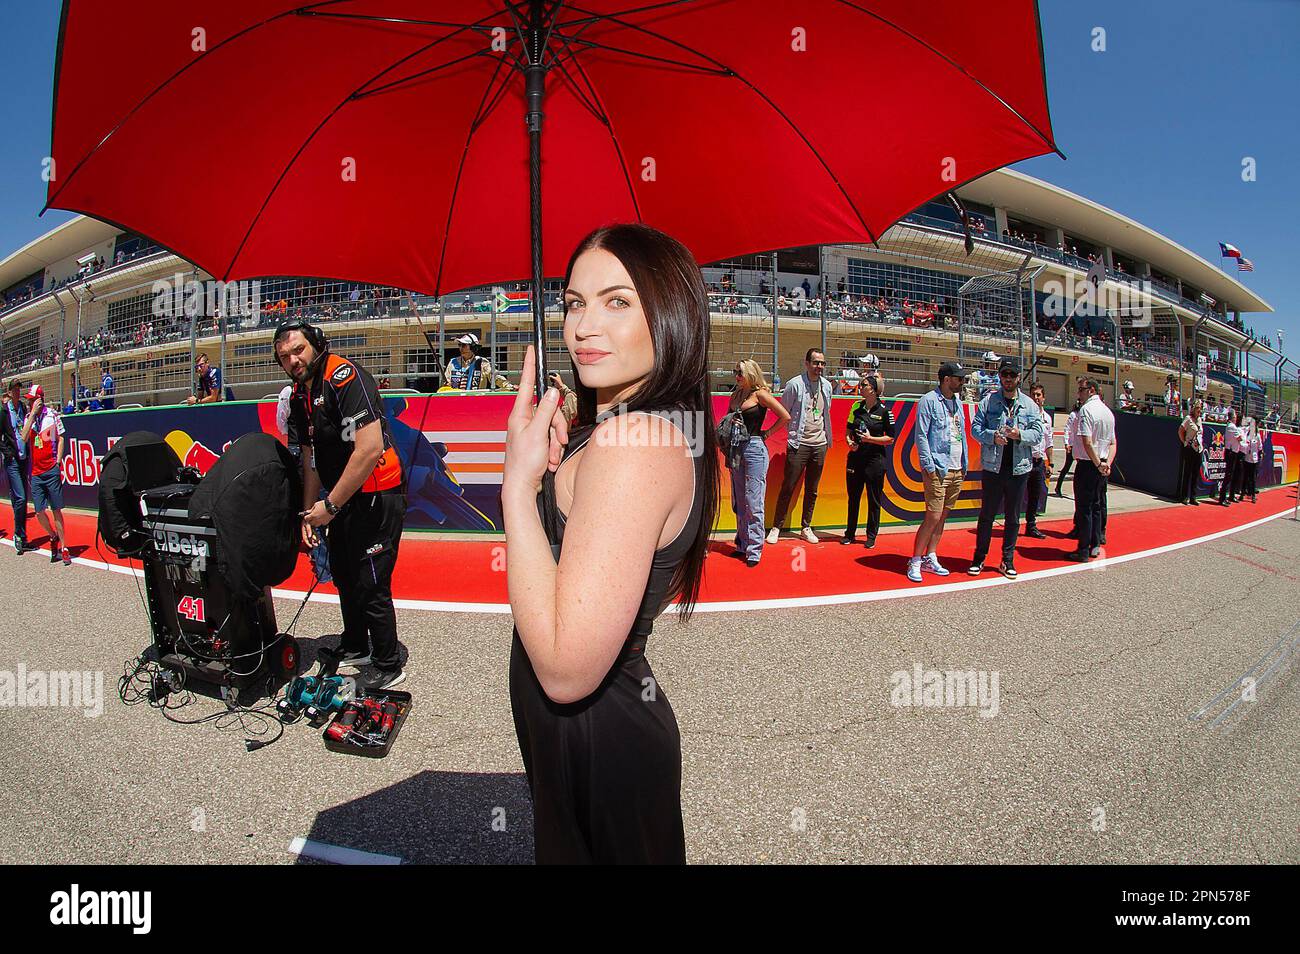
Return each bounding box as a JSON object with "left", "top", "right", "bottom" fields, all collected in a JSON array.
[{"left": 274, "top": 319, "right": 406, "bottom": 690}]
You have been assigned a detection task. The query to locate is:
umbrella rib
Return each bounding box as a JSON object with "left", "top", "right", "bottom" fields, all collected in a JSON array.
[
  {"left": 560, "top": 49, "right": 645, "bottom": 225},
  {"left": 223, "top": 9, "right": 508, "bottom": 281},
  {"left": 352, "top": 47, "right": 500, "bottom": 100},
  {"left": 556, "top": 0, "right": 710, "bottom": 31},
  {"left": 548, "top": 50, "right": 609, "bottom": 125},
  {"left": 556, "top": 3, "right": 877, "bottom": 243},
  {"left": 44, "top": 0, "right": 358, "bottom": 212},
  {"left": 832, "top": 0, "right": 1058, "bottom": 155},
  {"left": 433, "top": 54, "right": 519, "bottom": 295},
  {"left": 550, "top": 33, "right": 732, "bottom": 76}
]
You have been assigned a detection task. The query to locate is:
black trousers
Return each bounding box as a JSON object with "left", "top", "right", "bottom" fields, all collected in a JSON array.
[
  {"left": 1242, "top": 457, "right": 1258, "bottom": 497},
  {"left": 845, "top": 454, "right": 885, "bottom": 540},
  {"left": 327, "top": 491, "right": 405, "bottom": 671},
  {"left": 1024, "top": 457, "right": 1048, "bottom": 529},
  {"left": 1054, "top": 449, "right": 1074, "bottom": 494},
  {"left": 1180, "top": 445, "right": 1202, "bottom": 502},
  {"left": 974, "top": 468, "right": 1028, "bottom": 562},
  {"left": 1218, "top": 449, "right": 1240, "bottom": 503},
  {"left": 1073, "top": 460, "right": 1105, "bottom": 551}
]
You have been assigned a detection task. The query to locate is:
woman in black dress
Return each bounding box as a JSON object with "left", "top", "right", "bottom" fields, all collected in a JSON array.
[{"left": 501, "top": 223, "right": 720, "bottom": 864}]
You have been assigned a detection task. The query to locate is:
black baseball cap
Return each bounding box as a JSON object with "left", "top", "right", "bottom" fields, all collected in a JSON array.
[
  {"left": 938, "top": 361, "right": 965, "bottom": 379},
  {"left": 998, "top": 357, "right": 1021, "bottom": 375}
]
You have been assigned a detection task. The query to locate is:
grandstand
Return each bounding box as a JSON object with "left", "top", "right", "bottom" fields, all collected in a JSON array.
[{"left": 1, "top": 167, "right": 1293, "bottom": 424}]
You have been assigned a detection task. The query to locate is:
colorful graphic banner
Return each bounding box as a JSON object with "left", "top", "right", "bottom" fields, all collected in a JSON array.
[{"left": 3, "top": 393, "right": 997, "bottom": 532}]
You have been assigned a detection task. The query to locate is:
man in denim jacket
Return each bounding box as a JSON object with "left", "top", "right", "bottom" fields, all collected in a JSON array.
[
  {"left": 968, "top": 357, "right": 1043, "bottom": 578},
  {"left": 907, "top": 361, "right": 969, "bottom": 582}
]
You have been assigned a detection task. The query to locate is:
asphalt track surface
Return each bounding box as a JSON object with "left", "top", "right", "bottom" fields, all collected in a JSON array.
[{"left": 0, "top": 492, "right": 1296, "bottom": 864}]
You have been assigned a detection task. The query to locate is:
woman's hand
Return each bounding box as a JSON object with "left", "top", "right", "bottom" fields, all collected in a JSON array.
[{"left": 503, "top": 345, "right": 570, "bottom": 497}]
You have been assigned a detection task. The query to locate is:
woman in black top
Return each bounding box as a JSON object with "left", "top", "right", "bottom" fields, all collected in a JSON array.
[
  {"left": 842, "top": 374, "right": 895, "bottom": 548},
  {"left": 726, "top": 359, "right": 789, "bottom": 566},
  {"left": 502, "top": 224, "right": 720, "bottom": 864}
]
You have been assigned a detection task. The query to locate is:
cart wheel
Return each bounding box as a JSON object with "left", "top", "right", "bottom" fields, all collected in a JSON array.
[{"left": 272, "top": 635, "right": 301, "bottom": 680}]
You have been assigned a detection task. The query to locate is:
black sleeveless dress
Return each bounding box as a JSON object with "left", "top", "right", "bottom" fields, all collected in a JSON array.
[{"left": 509, "top": 409, "right": 706, "bottom": 864}]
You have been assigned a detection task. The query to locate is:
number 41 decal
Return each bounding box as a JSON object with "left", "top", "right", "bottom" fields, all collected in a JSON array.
[{"left": 178, "top": 596, "right": 206, "bottom": 622}]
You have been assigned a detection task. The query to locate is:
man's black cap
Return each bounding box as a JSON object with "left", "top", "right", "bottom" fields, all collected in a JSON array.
[
  {"left": 938, "top": 361, "right": 965, "bottom": 379},
  {"left": 998, "top": 357, "right": 1021, "bottom": 375}
]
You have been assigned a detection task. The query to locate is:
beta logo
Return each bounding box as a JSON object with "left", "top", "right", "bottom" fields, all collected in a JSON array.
[{"left": 152, "top": 529, "right": 210, "bottom": 560}]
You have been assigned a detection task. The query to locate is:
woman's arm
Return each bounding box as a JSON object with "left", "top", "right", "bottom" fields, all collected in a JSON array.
[
  {"left": 505, "top": 413, "right": 692, "bottom": 704},
  {"left": 759, "top": 388, "right": 791, "bottom": 438}
]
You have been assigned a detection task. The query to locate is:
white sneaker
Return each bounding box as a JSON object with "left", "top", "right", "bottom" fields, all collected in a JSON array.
[
  {"left": 922, "top": 554, "right": 950, "bottom": 576},
  {"left": 906, "top": 559, "right": 923, "bottom": 583},
  {"left": 766, "top": 527, "right": 780, "bottom": 545},
  {"left": 800, "top": 527, "right": 818, "bottom": 544}
]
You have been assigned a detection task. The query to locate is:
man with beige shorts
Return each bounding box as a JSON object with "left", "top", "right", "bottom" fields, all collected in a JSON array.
[{"left": 907, "top": 361, "right": 969, "bottom": 583}]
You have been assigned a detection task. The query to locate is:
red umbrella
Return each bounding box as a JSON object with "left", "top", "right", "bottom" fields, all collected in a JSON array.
[{"left": 45, "top": 0, "right": 1057, "bottom": 392}]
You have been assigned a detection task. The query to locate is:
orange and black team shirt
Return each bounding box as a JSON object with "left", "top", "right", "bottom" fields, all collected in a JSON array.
[{"left": 287, "top": 353, "right": 403, "bottom": 494}]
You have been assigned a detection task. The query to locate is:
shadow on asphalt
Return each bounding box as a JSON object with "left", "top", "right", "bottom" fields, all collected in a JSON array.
[{"left": 297, "top": 770, "right": 534, "bottom": 864}]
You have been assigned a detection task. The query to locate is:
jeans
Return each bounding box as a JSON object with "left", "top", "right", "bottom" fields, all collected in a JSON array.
[
  {"left": 3, "top": 454, "right": 31, "bottom": 542},
  {"left": 1023, "top": 457, "right": 1048, "bottom": 529},
  {"left": 729, "top": 437, "right": 769, "bottom": 561},
  {"left": 974, "top": 468, "right": 1028, "bottom": 562},
  {"left": 772, "top": 442, "right": 828, "bottom": 531},
  {"left": 1073, "top": 460, "right": 1105, "bottom": 551}
]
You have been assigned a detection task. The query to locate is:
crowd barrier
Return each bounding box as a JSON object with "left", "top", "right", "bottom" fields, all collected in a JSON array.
[{"left": 14, "top": 394, "right": 1292, "bottom": 535}]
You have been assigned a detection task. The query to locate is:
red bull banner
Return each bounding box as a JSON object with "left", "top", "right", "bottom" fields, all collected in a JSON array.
[{"left": 5, "top": 394, "right": 998, "bottom": 532}]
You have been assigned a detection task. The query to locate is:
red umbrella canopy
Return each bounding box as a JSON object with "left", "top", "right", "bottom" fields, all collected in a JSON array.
[{"left": 46, "top": 0, "right": 1057, "bottom": 295}]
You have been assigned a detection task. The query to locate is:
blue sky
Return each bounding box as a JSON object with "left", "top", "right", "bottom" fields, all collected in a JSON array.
[{"left": 1, "top": 1, "right": 1296, "bottom": 368}]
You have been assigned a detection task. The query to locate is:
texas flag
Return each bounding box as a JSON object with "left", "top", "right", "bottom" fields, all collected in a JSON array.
[{"left": 1219, "top": 242, "right": 1242, "bottom": 258}]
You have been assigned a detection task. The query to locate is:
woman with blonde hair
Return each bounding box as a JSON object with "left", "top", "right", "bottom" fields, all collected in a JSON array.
[{"left": 727, "top": 358, "right": 789, "bottom": 565}]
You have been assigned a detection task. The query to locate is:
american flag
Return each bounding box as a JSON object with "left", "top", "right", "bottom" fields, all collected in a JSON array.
[{"left": 1238, "top": 257, "right": 1254, "bottom": 272}]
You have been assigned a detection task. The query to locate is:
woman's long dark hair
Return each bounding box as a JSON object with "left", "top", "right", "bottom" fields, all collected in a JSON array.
[{"left": 562, "top": 223, "right": 719, "bottom": 623}]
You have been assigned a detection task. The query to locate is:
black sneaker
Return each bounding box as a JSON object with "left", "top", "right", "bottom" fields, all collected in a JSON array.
[
  {"left": 1024, "top": 527, "right": 1047, "bottom": 539},
  {"left": 840, "top": 535, "right": 856, "bottom": 545},
  {"left": 358, "top": 667, "right": 406, "bottom": 692},
  {"left": 864, "top": 536, "right": 876, "bottom": 549},
  {"left": 319, "top": 643, "right": 371, "bottom": 670},
  {"left": 1063, "top": 550, "right": 1089, "bottom": 563},
  {"left": 967, "top": 560, "right": 985, "bottom": 576},
  {"left": 997, "top": 560, "right": 1017, "bottom": 579},
  {"left": 13, "top": 539, "right": 24, "bottom": 556},
  {"left": 49, "top": 538, "right": 60, "bottom": 564}
]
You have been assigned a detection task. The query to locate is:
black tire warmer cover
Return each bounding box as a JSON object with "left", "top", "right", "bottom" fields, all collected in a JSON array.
[
  {"left": 187, "top": 432, "right": 303, "bottom": 602},
  {"left": 97, "top": 431, "right": 181, "bottom": 556}
]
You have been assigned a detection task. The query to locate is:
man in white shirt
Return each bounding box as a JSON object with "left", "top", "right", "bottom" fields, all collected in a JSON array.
[{"left": 1064, "top": 378, "right": 1117, "bottom": 562}]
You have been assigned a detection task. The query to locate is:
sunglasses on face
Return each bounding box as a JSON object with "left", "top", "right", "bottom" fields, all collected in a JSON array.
[{"left": 809, "top": 360, "right": 826, "bottom": 366}]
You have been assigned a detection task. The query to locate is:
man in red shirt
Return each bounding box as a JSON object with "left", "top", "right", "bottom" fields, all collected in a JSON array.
[{"left": 20, "top": 385, "right": 70, "bottom": 565}]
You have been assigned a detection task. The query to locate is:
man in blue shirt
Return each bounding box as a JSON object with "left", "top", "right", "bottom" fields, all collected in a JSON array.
[
  {"left": 968, "top": 358, "right": 1043, "bottom": 578},
  {"left": 186, "top": 352, "right": 223, "bottom": 404},
  {"left": 1, "top": 379, "right": 32, "bottom": 554},
  {"left": 98, "top": 363, "right": 115, "bottom": 410},
  {"left": 908, "top": 361, "right": 968, "bottom": 582}
]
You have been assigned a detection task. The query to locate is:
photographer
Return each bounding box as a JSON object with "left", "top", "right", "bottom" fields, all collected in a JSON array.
[{"left": 275, "top": 321, "right": 407, "bottom": 691}]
